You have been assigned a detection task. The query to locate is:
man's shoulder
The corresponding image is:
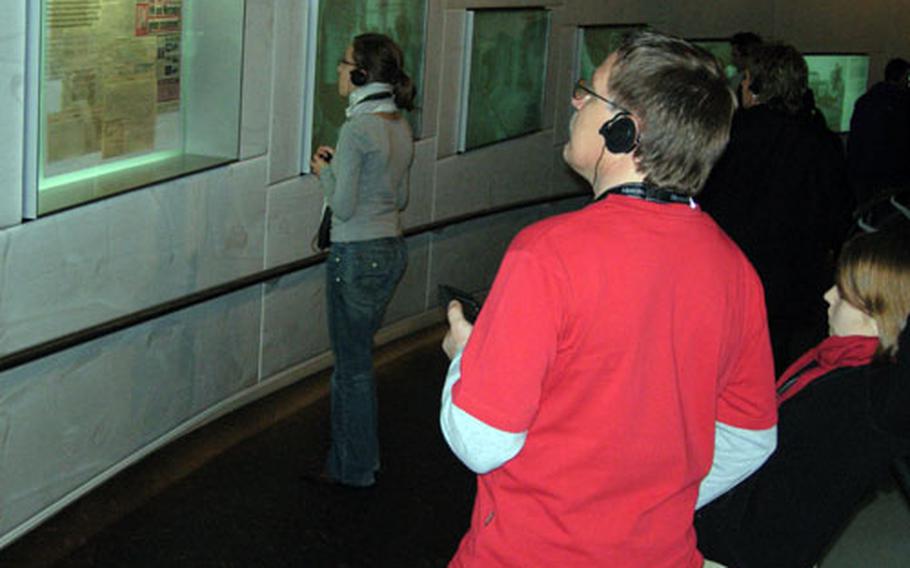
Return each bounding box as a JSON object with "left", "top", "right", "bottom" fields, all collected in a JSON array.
[{"left": 509, "top": 205, "right": 600, "bottom": 251}]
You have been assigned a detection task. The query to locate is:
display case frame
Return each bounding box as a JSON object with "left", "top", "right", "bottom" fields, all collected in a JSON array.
[
  {"left": 457, "top": 8, "right": 551, "bottom": 153},
  {"left": 303, "top": 0, "right": 429, "bottom": 174},
  {"left": 24, "top": 0, "right": 246, "bottom": 217}
]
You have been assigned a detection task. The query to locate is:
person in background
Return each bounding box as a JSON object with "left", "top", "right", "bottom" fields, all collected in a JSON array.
[
  {"left": 309, "top": 33, "right": 414, "bottom": 488},
  {"left": 439, "top": 31, "right": 777, "bottom": 567},
  {"left": 699, "top": 42, "right": 854, "bottom": 374},
  {"left": 848, "top": 57, "right": 910, "bottom": 206},
  {"left": 696, "top": 220, "right": 910, "bottom": 568},
  {"left": 729, "top": 32, "right": 763, "bottom": 104}
]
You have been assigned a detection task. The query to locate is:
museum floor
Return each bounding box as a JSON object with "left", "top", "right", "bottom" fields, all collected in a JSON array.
[{"left": 1, "top": 324, "right": 908, "bottom": 567}]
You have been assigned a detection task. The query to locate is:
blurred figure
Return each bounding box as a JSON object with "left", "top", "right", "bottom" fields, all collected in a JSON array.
[
  {"left": 439, "top": 31, "right": 776, "bottom": 567},
  {"left": 848, "top": 57, "right": 910, "bottom": 205},
  {"left": 696, "top": 220, "right": 910, "bottom": 568},
  {"left": 700, "top": 42, "right": 855, "bottom": 373},
  {"left": 729, "top": 32, "right": 763, "bottom": 103}
]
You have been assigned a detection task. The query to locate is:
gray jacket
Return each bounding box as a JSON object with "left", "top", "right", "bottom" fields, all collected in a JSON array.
[{"left": 319, "top": 113, "right": 414, "bottom": 242}]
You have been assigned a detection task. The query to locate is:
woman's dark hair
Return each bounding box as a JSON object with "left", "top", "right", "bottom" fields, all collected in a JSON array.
[
  {"left": 352, "top": 33, "right": 416, "bottom": 111},
  {"left": 731, "top": 32, "right": 762, "bottom": 51},
  {"left": 746, "top": 42, "right": 808, "bottom": 115},
  {"left": 885, "top": 58, "right": 910, "bottom": 83}
]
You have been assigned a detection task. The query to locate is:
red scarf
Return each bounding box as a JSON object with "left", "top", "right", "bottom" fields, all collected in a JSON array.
[{"left": 776, "top": 335, "right": 879, "bottom": 405}]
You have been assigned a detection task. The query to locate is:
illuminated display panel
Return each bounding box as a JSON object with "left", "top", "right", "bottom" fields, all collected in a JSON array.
[
  {"left": 690, "top": 39, "right": 738, "bottom": 80},
  {"left": 577, "top": 24, "right": 646, "bottom": 83},
  {"left": 804, "top": 54, "right": 870, "bottom": 133},
  {"left": 35, "top": 0, "right": 245, "bottom": 215},
  {"left": 459, "top": 9, "right": 550, "bottom": 151},
  {"left": 310, "top": 0, "right": 428, "bottom": 160}
]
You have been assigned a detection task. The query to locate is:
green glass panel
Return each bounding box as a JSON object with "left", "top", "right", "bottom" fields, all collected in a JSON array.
[
  {"left": 37, "top": 0, "right": 244, "bottom": 215},
  {"left": 311, "top": 0, "right": 427, "bottom": 153},
  {"left": 577, "top": 25, "right": 645, "bottom": 83},
  {"left": 692, "top": 40, "right": 738, "bottom": 80},
  {"left": 805, "top": 54, "right": 870, "bottom": 133},
  {"left": 464, "top": 9, "right": 550, "bottom": 150}
]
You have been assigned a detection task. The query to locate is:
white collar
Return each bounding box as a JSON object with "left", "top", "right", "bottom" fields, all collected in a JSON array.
[{"left": 345, "top": 83, "right": 398, "bottom": 118}]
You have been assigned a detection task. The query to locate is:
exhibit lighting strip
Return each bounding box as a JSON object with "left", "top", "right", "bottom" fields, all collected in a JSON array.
[
  {"left": 299, "top": 0, "right": 320, "bottom": 174},
  {"left": 456, "top": 11, "right": 474, "bottom": 153},
  {"left": 39, "top": 150, "right": 184, "bottom": 191}
]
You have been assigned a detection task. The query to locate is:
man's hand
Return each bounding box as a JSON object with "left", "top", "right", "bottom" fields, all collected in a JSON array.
[{"left": 442, "top": 301, "right": 474, "bottom": 360}]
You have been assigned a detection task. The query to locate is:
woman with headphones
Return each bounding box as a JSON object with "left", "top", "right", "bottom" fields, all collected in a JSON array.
[{"left": 309, "top": 33, "right": 415, "bottom": 488}]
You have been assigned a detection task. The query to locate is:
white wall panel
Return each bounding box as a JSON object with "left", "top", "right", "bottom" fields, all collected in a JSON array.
[
  {"left": 384, "top": 234, "right": 432, "bottom": 324},
  {"left": 260, "top": 265, "right": 329, "bottom": 378},
  {"left": 267, "top": 0, "right": 306, "bottom": 184},
  {"left": 401, "top": 138, "right": 437, "bottom": 230},
  {"left": 240, "top": 0, "right": 276, "bottom": 159},
  {"left": 264, "top": 174, "right": 323, "bottom": 269},
  {"left": 434, "top": 131, "right": 554, "bottom": 220},
  {"left": 0, "top": 158, "right": 267, "bottom": 358},
  {"left": 0, "top": 3, "right": 25, "bottom": 229},
  {"left": 0, "top": 287, "right": 260, "bottom": 541}
]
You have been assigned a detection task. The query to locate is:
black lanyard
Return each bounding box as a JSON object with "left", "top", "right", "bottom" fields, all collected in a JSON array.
[{"left": 594, "top": 182, "right": 692, "bottom": 205}]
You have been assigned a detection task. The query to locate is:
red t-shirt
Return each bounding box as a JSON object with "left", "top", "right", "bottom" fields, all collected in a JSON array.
[{"left": 450, "top": 196, "right": 777, "bottom": 567}]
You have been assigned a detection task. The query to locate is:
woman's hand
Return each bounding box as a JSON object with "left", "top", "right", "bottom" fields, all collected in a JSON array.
[
  {"left": 442, "top": 301, "right": 474, "bottom": 360},
  {"left": 310, "top": 146, "right": 335, "bottom": 176}
]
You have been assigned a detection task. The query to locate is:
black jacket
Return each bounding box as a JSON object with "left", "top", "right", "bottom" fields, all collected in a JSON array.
[
  {"left": 700, "top": 105, "right": 854, "bottom": 328},
  {"left": 847, "top": 81, "right": 910, "bottom": 202},
  {"left": 695, "top": 325, "right": 910, "bottom": 568}
]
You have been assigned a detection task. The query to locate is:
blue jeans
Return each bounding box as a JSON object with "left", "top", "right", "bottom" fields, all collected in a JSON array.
[{"left": 325, "top": 237, "right": 407, "bottom": 486}]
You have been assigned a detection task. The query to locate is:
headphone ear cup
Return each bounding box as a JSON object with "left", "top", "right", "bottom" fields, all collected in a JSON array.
[
  {"left": 600, "top": 113, "right": 638, "bottom": 154},
  {"left": 350, "top": 69, "right": 368, "bottom": 87}
]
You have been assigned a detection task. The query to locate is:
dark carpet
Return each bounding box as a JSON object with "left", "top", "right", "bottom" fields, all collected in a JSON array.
[{"left": 2, "top": 327, "right": 475, "bottom": 567}]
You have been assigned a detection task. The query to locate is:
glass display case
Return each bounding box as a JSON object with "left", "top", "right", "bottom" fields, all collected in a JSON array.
[
  {"left": 458, "top": 9, "right": 550, "bottom": 152},
  {"left": 804, "top": 54, "right": 870, "bottom": 133},
  {"left": 26, "top": 0, "right": 245, "bottom": 216},
  {"left": 576, "top": 24, "right": 646, "bottom": 84},
  {"left": 308, "top": 0, "right": 428, "bottom": 166}
]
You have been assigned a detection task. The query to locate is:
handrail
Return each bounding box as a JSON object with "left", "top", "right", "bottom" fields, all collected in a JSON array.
[{"left": 0, "top": 191, "right": 586, "bottom": 373}]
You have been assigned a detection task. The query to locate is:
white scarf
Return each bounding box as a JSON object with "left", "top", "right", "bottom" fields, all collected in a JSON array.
[{"left": 345, "top": 82, "right": 398, "bottom": 118}]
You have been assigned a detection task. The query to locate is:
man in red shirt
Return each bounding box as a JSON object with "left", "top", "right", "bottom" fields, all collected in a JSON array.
[{"left": 440, "top": 32, "right": 778, "bottom": 567}]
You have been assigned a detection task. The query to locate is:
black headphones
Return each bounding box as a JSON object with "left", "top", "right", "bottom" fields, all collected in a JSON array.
[
  {"left": 350, "top": 68, "right": 368, "bottom": 86},
  {"left": 599, "top": 112, "right": 638, "bottom": 154}
]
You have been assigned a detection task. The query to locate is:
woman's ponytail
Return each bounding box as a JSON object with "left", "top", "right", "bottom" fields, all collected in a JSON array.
[
  {"left": 353, "top": 33, "right": 416, "bottom": 111},
  {"left": 393, "top": 71, "right": 416, "bottom": 111}
]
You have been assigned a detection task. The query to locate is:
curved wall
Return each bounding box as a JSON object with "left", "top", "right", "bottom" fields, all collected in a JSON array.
[{"left": 0, "top": 0, "right": 908, "bottom": 548}]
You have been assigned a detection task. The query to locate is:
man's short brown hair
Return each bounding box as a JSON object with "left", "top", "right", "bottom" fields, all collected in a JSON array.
[{"left": 608, "top": 31, "right": 736, "bottom": 196}]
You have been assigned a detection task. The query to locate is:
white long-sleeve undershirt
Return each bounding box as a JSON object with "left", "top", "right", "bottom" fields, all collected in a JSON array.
[{"left": 440, "top": 348, "right": 777, "bottom": 504}]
